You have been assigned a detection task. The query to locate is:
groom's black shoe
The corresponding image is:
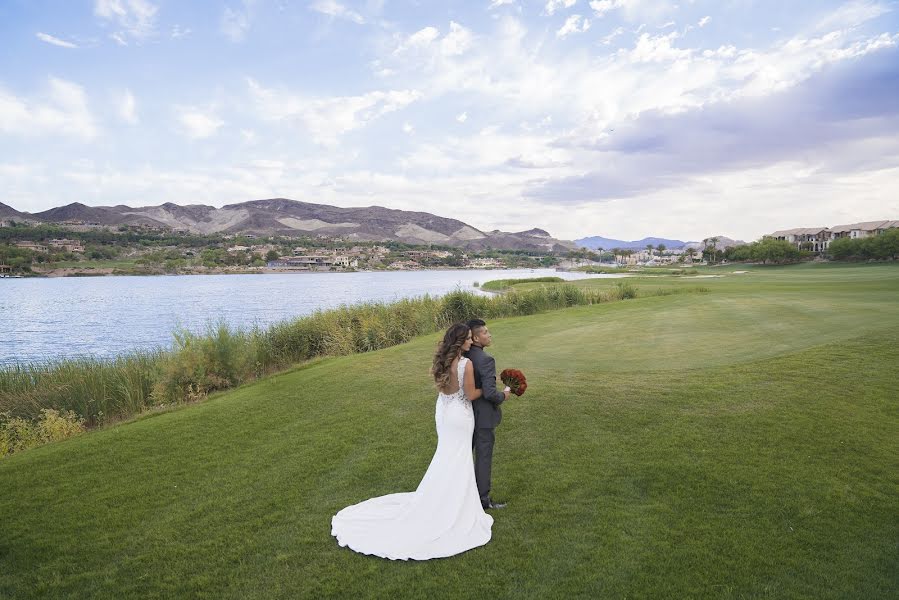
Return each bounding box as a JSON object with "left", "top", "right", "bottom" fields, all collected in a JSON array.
[{"left": 484, "top": 499, "right": 507, "bottom": 510}]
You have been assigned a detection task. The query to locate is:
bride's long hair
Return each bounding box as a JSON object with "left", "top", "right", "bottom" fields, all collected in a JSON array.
[{"left": 431, "top": 323, "right": 470, "bottom": 390}]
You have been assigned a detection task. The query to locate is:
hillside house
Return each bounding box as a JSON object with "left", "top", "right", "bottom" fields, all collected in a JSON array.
[
  {"left": 48, "top": 239, "right": 84, "bottom": 253},
  {"left": 15, "top": 241, "right": 48, "bottom": 253}
]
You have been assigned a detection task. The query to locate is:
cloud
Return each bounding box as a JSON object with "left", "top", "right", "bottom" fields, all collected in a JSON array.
[
  {"left": 247, "top": 78, "right": 421, "bottom": 144},
  {"left": 171, "top": 25, "right": 191, "bottom": 39},
  {"left": 589, "top": 0, "right": 673, "bottom": 22},
  {"left": 0, "top": 77, "right": 97, "bottom": 140},
  {"left": 544, "top": 0, "right": 577, "bottom": 16},
  {"left": 815, "top": 0, "right": 891, "bottom": 32},
  {"left": 589, "top": 0, "right": 626, "bottom": 17},
  {"left": 36, "top": 32, "right": 78, "bottom": 48},
  {"left": 394, "top": 26, "right": 440, "bottom": 54},
  {"left": 94, "top": 0, "right": 158, "bottom": 43},
  {"left": 221, "top": 2, "right": 254, "bottom": 42},
  {"left": 393, "top": 22, "right": 474, "bottom": 57},
  {"left": 527, "top": 47, "right": 899, "bottom": 202},
  {"left": 310, "top": 0, "right": 365, "bottom": 24},
  {"left": 456, "top": 111, "right": 468, "bottom": 123},
  {"left": 176, "top": 107, "right": 224, "bottom": 139},
  {"left": 628, "top": 31, "right": 689, "bottom": 61},
  {"left": 698, "top": 16, "right": 710, "bottom": 27},
  {"left": 601, "top": 26, "right": 625, "bottom": 44},
  {"left": 488, "top": 0, "right": 516, "bottom": 9},
  {"left": 117, "top": 89, "right": 137, "bottom": 124},
  {"left": 557, "top": 15, "right": 590, "bottom": 38}
]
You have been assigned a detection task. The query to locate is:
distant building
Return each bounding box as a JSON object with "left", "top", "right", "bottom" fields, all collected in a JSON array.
[
  {"left": 48, "top": 239, "right": 84, "bottom": 253},
  {"left": 268, "top": 255, "right": 357, "bottom": 270},
  {"left": 467, "top": 257, "right": 504, "bottom": 268},
  {"left": 15, "top": 241, "right": 48, "bottom": 253},
  {"left": 765, "top": 220, "right": 898, "bottom": 253}
]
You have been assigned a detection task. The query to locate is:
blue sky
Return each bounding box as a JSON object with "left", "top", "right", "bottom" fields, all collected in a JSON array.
[{"left": 1, "top": 0, "right": 898, "bottom": 241}]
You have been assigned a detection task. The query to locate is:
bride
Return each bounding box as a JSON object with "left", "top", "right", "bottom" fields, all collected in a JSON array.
[{"left": 331, "top": 323, "right": 494, "bottom": 560}]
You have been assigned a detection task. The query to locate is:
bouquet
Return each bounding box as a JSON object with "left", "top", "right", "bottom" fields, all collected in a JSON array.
[{"left": 500, "top": 369, "right": 528, "bottom": 396}]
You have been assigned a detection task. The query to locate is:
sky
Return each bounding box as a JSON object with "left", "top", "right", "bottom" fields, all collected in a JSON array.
[{"left": 1, "top": 1, "right": 898, "bottom": 242}]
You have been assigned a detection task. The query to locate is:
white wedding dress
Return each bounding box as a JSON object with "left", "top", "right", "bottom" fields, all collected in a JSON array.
[{"left": 331, "top": 357, "right": 494, "bottom": 560}]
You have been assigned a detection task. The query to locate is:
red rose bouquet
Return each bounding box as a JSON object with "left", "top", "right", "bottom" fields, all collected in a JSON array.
[{"left": 500, "top": 369, "right": 528, "bottom": 396}]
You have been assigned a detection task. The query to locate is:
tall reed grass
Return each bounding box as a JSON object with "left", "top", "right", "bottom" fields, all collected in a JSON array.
[{"left": 1, "top": 284, "right": 706, "bottom": 455}]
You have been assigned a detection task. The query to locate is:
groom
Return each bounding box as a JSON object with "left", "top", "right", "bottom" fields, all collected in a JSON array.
[{"left": 465, "top": 319, "right": 511, "bottom": 510}]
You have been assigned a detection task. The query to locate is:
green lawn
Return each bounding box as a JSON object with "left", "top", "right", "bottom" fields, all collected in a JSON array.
[{"left": 2, "top": 264, "right": 897, "bottom": 598}]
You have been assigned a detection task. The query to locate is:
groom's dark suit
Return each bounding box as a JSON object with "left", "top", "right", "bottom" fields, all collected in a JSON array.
[{"left": 464, "top": 344, "right": 506, "bottom": 507}]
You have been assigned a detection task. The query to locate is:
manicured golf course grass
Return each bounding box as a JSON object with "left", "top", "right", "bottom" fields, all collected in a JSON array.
[{"left": 2, "top": 263, "right": 897, "bottom": 598}]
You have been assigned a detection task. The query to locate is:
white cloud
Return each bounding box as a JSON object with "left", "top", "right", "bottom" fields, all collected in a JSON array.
[
  {"left": 456, "top": 111, "right": 468, "bottom": 123},
  {"left": 628, "top": 32, "right": 689, "bottom": 62},
  {"left": 589, "top": 0, "right": 673, "bottom": 22},
  {"left": 816, "top": 0, "right": 891, "bottom": 31},
  {"left": 394, "top": 26, "right": 440, "bottom": 54},
  {"left": 545, "top": 0, "right": 577, "bottom": 16},
  {"left": 176, "top": 107, "right": 224, "bottom": 139},
  {"left": 0, "top": 77, "right": 97, "bottom": 140},
  {"left": 171, "top": 25, "right": 191, "bottom": 39},
  {"left": 221, "top": 4, "right": 253, "bottom": 42},
  {"left": 589, "top": 0, "right": 625, "bottom": 17},
  {"left": 602, "top": 26, "right": 625, "bottom": 44},
  {"left": 489, "top": 0, "right": 516, "bottom": 9},
  {"left": 247, "top": 78, "right": 421, "bottom": 144},
  {"left": 310, "top": 0, "right": 365, "bottom": 24},
  {"left": 36, "top": 32, "right": 78, "bottom": 48},
  {"left": 394, "top": 22, "right": 474, "bottom": 57},
  {"left": 117, "top": 89, "right": 137, "bottom": 124},
  {"left": 698, "top": 16, "right": 710, "bottom": 27},
  {"left": 94, "top": 0, "right": 158, "bottom": 43},
  {"left": 402, "top": 122, "right": 414, "bottom": 134},
  {"left": 441, "top": 22, "right": 474, "bottom": 56},
  {"left": 110, "top": 32, "right": 128, "bottom": 46},
  {"left": 557, "top": 15, "right": 591, "bottom": 38}
]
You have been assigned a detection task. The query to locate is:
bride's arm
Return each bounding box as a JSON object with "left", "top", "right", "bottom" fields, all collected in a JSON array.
[{"left": 463, "top": 360, "right": 481, "bottom": 401}]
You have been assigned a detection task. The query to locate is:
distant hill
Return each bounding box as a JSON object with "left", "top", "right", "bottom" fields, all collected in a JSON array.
[
  {"left": 575, "top": 235, "right": 688, "bottom": 250},
  {"left": 5, "top": 198, "right": 579, "bottom": 252},
  {"left": 682, "top": 236, "right": 746, "bottom": 250},
  {"left": 0, "top": 202, "right": 29, "bottom": 220}
]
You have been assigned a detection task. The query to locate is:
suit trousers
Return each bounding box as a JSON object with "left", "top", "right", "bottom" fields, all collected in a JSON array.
[{"left": 472, "top": 427, "right": 495, "bottom": 506}]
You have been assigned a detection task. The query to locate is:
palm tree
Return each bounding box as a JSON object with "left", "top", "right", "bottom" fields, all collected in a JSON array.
[
  {"left": 657, "top": 243, "right": 666, "bottom": 255},
  {"left": 684, "top": 247, "right": 697, "bottom": 263},
  {"left": 702, "top": 237, "right": 719, "bottom": 263},
  {"left": 646, "top": 244, "right": 654, "bottom": 260}
]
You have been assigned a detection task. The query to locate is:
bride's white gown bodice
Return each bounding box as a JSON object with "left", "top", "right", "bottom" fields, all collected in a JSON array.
[{"left": 331, "top": 357, "right": 493, "bottom": 560}]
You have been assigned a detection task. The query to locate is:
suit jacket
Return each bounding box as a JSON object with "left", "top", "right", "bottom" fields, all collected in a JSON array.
[{"left": 464, "top": 345, "right": 505, "bottom": 429}]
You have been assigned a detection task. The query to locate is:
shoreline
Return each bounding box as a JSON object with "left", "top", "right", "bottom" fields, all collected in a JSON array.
[{"left": 18, "top": 265, "right": 531, "bottom": 278}]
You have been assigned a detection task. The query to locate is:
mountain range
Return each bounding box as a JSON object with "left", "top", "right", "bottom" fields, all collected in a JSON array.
[
  {"left": 0, "top": 199, "right": 578, "bottom": 253},
  {"left": 576, "top": 235, "right": 745, "bottom": 251}
]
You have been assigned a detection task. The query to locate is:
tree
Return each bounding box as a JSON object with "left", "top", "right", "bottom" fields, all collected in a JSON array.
[
  {"left": 646, "top": 244, "right": 654, "bottom": 259},
  {"left": 265, "top": 249, "right": 280, "bottom": 262},
  {"left": 657, "top": 243, "right": 666, "bottom": 255},
  {"left": 750, "top": 238, "right": 801, "bottom": 264},
  {"left": 702, "top": 237, "right": 719, "bottom": 263}
]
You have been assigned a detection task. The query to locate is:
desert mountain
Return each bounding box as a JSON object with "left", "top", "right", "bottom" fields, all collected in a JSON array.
[
  {"left": 0, "top": 202, "right": 30, "bottom": 220},
  {"left": 13, "top": 198, "right": 578, "bottom": 252},
  {"left": 576, "top": 235, "right": 688, "bottom": 250},
  {"left": 682, "top": 236, "right": 746, "bottom": 250}
]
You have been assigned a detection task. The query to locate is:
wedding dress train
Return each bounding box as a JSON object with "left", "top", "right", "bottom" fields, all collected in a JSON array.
[{"left": 331, "top": 357, "right": 493, "bottom": 560}]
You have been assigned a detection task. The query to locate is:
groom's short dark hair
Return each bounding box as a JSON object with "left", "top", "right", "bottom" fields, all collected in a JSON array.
[{"left": 467, "top": 318, "right": 486, "bottom": 332}]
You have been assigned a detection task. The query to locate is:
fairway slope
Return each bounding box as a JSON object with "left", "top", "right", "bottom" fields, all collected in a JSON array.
[{"left": 2, "top": 265, "right": 898, "bottom": 599}]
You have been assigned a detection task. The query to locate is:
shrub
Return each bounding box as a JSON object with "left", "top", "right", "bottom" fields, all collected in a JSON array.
[{"left": 0, "top": 283, "right": 656, "bottom": 456}]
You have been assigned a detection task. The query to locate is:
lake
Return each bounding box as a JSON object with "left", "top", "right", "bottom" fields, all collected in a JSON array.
[{"left": 0, "top": 269, "right": 621, "bottom": 365}]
